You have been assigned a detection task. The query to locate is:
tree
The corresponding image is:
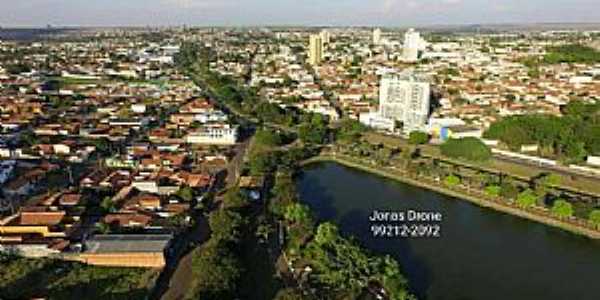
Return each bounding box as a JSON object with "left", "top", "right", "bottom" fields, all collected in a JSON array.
[
  {"left": 273, "top": 288, "right": 311, "bottom": 300},
  {"left": 444, "top": 175, "right": 461, "bottom": 187},
  {"left": 209, "top": 209, "right": 244, "bottom": 242},
  {"left": 440, "top": 137, "right": 491, "bottom": 162},
  {"left": 188, "top": 242, "right": 242, "bottom": 300},
  {"left": 255, "top": 128, "right": 283, "bottom": 148},
  {"left": 248, "top": 151, "right": 278, "bottom": 175},
  {"left": 336, "top": 118, "right": 367, "bottom": 142},
  {"left": 314, "top": 222, "right": 339, "bottom": 245},
  {"left": 284, "top": 203, "right": 312, "bottom": 225},
  {"left": 298, "top": 113, "right": 328, "bottom": 144},
  {"left": 176, "top": 186, "right": 194, "bottom": 202},
  {"left": 100, "top": 197, "right": 116, "bottom": 213},
  {"left": 484, "top": 185, "right": 501, "bottom": 197},
  {"left": 302, "top": 223, "right": 413, "bottom": 300},
  {"left": 408, "top": 131, "right": 429, "bottom": 145},
  {"left": 223, "top": 187, "right": 248, "bottom": 209},
  {"left": 588, "top": 210, "right": 600, "bottom": 228},
  {"left": 500, "top": 181, "right": 519, "bottom": 200},
  {"left": 516, "top": 189, "right": 537, "bottom": 208},
  {"left": 551, "top": 199, "right": 574, "bottom": 218}
]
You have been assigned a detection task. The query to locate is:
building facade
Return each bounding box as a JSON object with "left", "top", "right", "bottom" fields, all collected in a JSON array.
[
  {"left": 373, "top": 28, "right": 382, "bottom": 45},
  {"left": 185, "top": 124, "right": 238, "bottom": 145},
  {"left": 308, "top": 34, "right": 323, "bottom": 66},
  {"left": 402, "top": 28, "right": 422, "bottom": 62},
  {"left": 379, "top": 73, "right": 430, "bottom": 134}
]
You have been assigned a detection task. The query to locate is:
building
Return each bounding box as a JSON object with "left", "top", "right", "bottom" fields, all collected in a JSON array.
[
  {"left": 319, "top": 29, "right": 331, "bottom": 45},
  {"left": 402, "top": 28, "right": 422, "bottom": 62},
  {"left": 308, "top": 34, "right": 323, "bottom": 66},
  {"left": 359, "top": 111, "right": 396, "bottom": 132},
  {"left": 373, "top": 28, "right": 382, "bottom": 45},
  {"left": 78, "top": 234, "right": 173, "bottom": 268},
  {"left": 379, "top": 73, "right": 431, "bottom": 134},
  {"left": 185, "top": 124, "right": 238, "bottom": 145}
]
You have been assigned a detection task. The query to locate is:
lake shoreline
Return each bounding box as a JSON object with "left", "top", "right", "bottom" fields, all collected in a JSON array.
[{"left": 301, "top": 155, "right": 600, "bottom": 240}]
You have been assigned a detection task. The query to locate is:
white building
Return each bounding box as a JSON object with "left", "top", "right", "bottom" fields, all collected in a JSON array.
[
  {"left": 379, "top": 73, "right": 430, "bottom": 134},
  {"left": 402, "top": 28, "right": 424, "bottom": 62},
  {"left": 320, "top": 30, "right": 331, "bottom": 46},
  {"left": 308, "top": 34, "right": 323, "bottom": 66},
  {"left": 359, "top": 111, "right": 396, "bottom": 132},
  {"left": 185, "top": 124, "right": 238, "bottom": 145},
  {"left": 373, "top": 28, "right": 382, "bottom": 45}
]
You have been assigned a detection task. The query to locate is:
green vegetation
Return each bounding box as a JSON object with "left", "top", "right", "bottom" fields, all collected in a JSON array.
[
  {"left": 408, "top": 131, "right": 429, "bottom": 145},
  {"left": 336, "top": 118, "right": 368, "bottom": 142},
  {"left": 255, "top": 128, "right": 284, "bottom": 148},
  {"left": 301, "top": 223, "right": 415, "bottom": 300},
  {"left": 484, "top": 101, "right": 600, "bottom": 163},
  {"left": 516, "top": 189, "right": 538, "bottom": 208},
  {"left": 484, "top": 185, "right": 501, "bottom": 197},
  {"left": 0, "top": 256, "right": 155, "bottom": 300},
  {"left": 589, "top": 210, "right": 600, "bottom": 228},
  {"left": 544, "top": 44, "right": 600, "bottom": 64},
  {"left": 188, "top": 241, "right": 243, "bottom": 300},
  {"left": 551, "top": 199, "right": 574, "bottom": 218},
  {"left": 176, "top": 186, "right": 195, "bottom": 202},
  {"left": 444, "top": 175, "right": 461, "bottom": 187},
  {"left": 298, "top": 113, "right": 329, "bottom": 144},
  {"left": 440, "top": 137, "right": 492, "bottom": 162},
  {"left": 186, "top": 205, "right": 245, "bottom": 299}
]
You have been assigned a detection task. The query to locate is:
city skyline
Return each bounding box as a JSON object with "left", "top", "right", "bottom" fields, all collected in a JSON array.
[{"left": 1, "top": 0, "right": 599, "bottom": 27}]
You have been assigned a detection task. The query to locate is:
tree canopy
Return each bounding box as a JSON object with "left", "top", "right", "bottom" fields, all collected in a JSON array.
[
  {"left": 516, "top": 189, "right": 537, "bottom": 208},
  {"left": 408, "top": 131, "right": 429, "bottom": 145},
  {"left": 440, "top": 137, "right": 492, "bottom": 162},
  {"left": 551, "top": 199, "right": 574, "bottom": 218},
  {"left": 484, "top": 102, "right": 600, "bottom": 162},
  {"left": 543, "top": 44, "right": 600, "bottom": 64}
]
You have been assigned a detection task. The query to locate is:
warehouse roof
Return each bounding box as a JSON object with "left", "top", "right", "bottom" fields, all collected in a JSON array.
[{"left": 84, "top": 234, "right": 172, "bottom": 254}]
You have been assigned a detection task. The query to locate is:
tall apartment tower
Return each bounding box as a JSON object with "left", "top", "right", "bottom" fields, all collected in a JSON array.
[
  {"left": 402, "top": 28, "right": 421, "bottom": 62},
  {"left": 320, "top": 29, "right": 331, "bottom": 45},
  {"left": 379, "top": 73, "right": 430, "bottom": 133},
  {"left": 373, "top": 28, "right": 382, "bottom": 45},
  {"left": 308, "top": 34, "right": 323, "bottom": 66}
]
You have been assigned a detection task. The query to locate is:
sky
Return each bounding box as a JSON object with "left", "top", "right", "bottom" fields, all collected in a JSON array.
[{"left": 1, "top": 0, "right": 599, "bottom": 27}]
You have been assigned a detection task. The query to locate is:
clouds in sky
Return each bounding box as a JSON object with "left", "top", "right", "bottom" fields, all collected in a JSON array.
[{"left": 0, "top": 0, "right": 598, "bottom": 27}]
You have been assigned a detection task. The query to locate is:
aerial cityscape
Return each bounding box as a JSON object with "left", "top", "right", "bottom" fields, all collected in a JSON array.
[{"left": 1, "top": 1, "right": 600, "bottom": 300}]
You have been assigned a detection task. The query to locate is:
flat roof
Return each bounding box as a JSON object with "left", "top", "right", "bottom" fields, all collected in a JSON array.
[{"left": 85, "top": 234, "right": 172, "bottom": 254}]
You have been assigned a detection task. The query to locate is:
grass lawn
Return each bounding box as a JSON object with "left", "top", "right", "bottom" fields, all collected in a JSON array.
[{"left": 0, "top": 256, "right": 158, "bottom": 300}]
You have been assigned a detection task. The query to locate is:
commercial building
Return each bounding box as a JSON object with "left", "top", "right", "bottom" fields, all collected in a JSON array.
[
  {"left": 77, "top": 234, "right": 173, "bottom": 268},
  {"left": 379, "top": 73, "right": 430, "bottom": 134}
]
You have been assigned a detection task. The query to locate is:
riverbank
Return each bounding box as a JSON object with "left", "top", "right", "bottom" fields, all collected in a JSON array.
[{"left": 302, "top": 154, "right": 600, "bottom": 239}]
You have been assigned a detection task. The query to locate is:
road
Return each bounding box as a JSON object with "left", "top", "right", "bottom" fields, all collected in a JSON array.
[
  {"left": 225, "top": 136, "right": 254, "bottom": 188},
  {"left": 493, "top": 154, "right": 600, "bottom": 182},
  {"left": 149, "top": 215, "right": 210, "bottom": 300}
]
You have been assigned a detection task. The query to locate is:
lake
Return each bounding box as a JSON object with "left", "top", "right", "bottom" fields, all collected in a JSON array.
[{"left": 297, "top": 162, "right": 600, "bottom": 300}]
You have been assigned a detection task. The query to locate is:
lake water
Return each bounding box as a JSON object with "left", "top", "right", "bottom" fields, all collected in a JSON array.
[{"left": 297, "top": 162, "right": 600, "bottom": 300}]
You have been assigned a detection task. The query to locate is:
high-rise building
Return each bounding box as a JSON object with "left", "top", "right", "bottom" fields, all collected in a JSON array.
[
  {"left": 320, "top": 29, "right": 331, "bottom": 45},
  {"left": 379, "top": 73, "right": 430, "bottom": 133},
  {"left": 402, "top": 28, "right": 422, "bottom": 62},
  {"left": 308, "top": 34, "right": 323, "bottom": 66},
  {"left": 373, "top": 28, "right": 382, "bottom": 45}
]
